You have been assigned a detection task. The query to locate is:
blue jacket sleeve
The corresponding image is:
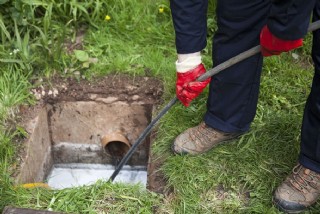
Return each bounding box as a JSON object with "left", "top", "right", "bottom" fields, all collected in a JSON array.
[
  {"left": 268, "top": 0, "right": 316, "bottom": 40},
  {"left": 170, "top": 0, "right": 208, "bottom": 54}
]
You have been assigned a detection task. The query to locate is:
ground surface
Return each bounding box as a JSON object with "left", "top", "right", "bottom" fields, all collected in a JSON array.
[{"left": 31, "top": 74, "right": 163, "bottom": 104}]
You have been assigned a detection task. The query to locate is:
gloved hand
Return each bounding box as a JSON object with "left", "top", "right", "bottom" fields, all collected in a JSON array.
[
  {"left": 176, "top": 63, "right": 211, "bottom": 107},
  {"left": 260, "top": 25, "right": 303, "bottom": 57}
]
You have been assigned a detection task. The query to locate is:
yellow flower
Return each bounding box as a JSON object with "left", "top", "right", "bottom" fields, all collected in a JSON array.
[
  {"left": 159, "top": 7, "right": 164, "bottom": 13},
  {"left": 19, "top": 183, "right": 50, "bottom": 189},
  {"left": 105, "top": 15, "right": 111, "bottom": 21}
]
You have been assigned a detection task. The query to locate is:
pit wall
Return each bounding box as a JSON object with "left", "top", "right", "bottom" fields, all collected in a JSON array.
[
  {"left": 49, "top": 101, "right": 151, "bottom": 165},
  {"left": 15, "top": 106, "right": 52, "bottom": 184}
]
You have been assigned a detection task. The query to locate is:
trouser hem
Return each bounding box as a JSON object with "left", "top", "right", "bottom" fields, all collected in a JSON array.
[
  {"left": 204, "top": 111, "right": 250, "bottom": 133},
  {"left": 299, "top": 154, "right": 320, "bottom": 173}
]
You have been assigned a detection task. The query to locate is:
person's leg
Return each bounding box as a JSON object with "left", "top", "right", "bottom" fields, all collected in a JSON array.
[
  {"left": 299, "top": 0, "right": 320, "bottom": 171},
  {"left": 173, "top": 0, "right": 270, "bottom": 154},
  {"left": 299, "top": 21, "right": 320, "bottom": 173},
  {"left": 273, "top": 2, "right": 320, "bottom": 213},
  {"left": 204, "top": 0, "right": 270, "bottom": 133}
]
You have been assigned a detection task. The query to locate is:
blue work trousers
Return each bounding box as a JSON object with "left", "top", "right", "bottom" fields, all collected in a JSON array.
[
  {"left": 170, "top": 0, "right": 320, "bottom": 172},
  {"left": 299, "top": 1, "right": 320, "bottom": 173}
]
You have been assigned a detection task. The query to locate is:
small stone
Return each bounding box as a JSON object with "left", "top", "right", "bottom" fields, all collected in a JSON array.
[
  {"left": 126, "top": 85, "right": 136, "bottom": 91},
  {"left": 61, "top": 84, "right": 68, "bottom": 90},
  {"left": 96, "top": 97, "right": 118, "bottom": 104},
  {"left": 132, "top": 95, "right": 140, "bottom": 100},
  {"left": 292, "top": 53, "right": 299, "bottom": 60},
  {"left": 34, "top": 93, "right": 41, "bottom": 100},
  {"left": 53, "top": 88, "right": 59, "bottom": 97},
  {"left": 89, "top": 94, "right": 98, "bottom": 100}
]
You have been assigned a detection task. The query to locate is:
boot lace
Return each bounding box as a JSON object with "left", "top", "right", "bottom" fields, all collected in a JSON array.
[{"left": 291, "top": 164, "right": 320, "bottom": 192}]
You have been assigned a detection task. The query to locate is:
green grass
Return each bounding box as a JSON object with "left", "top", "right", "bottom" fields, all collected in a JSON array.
[
  {"left": 0, "top": 68, "right": 34, "bottom": 121},
  {"left": 1, "top": 0, "right": 320, "bottom": 213},
  {"left": 2, "top": 182, "right": 162, "bottom": 213}
]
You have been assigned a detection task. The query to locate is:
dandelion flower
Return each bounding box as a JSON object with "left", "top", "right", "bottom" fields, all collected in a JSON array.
[
  {"left": 105, "top": 15, "right": 111, "bottom": 21},
  {"left": 159, "top": 7, "right": 164, "bottom": 13}
]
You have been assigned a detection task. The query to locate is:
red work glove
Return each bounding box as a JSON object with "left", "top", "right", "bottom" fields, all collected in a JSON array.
[
  {"left": 260, "top": 25, "right": 303, "bottom": 57},
  {"left": 176, "top": 63, "right": 211, "bottom": 107}
]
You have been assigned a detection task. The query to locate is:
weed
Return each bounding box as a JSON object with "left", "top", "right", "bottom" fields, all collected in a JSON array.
[{"left": 0, "top": 67, "right": 34, "bottom": 121}]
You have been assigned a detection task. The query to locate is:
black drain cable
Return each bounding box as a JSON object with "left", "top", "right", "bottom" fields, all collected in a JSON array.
[{"left": 108, "top": 20, "right": 320, "bottom": 182}]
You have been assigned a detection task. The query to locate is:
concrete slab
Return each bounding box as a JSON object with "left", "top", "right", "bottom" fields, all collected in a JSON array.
[{"left": 46, "top": 163, "right": 147, "bottom": 189}]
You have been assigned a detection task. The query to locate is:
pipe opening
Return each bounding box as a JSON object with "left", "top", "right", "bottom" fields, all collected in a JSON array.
[
  {"left": 101, "top": 132, "right": 131, "bottom": 161},
  {"left": 106, "top": 141, "right": 130, "bottom": 157}
]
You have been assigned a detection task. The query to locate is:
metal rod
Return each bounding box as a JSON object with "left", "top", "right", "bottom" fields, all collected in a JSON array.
[
  {"left": 109, "top": 97, "right": 178, "bottom": 181},
  {"left": 108, "top": 20, "right": 320, "bottom": 182}
]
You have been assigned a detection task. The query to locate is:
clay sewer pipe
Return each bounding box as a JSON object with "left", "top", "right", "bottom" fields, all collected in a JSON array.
[{"left": 101, "top": 132, "right": 131, "bottom": 157}]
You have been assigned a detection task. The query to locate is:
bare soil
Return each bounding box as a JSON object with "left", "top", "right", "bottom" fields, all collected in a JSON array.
[{"left": 34, "top": 74, "right": 163, "bottom": 104}]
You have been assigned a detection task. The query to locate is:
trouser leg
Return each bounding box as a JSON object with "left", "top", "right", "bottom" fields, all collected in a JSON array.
[
  {"left": 299, "top": 1, "right": 320, "bottom": 173},
  {"left": 204, "top": 0, "right": 270, "bottom": 133}
]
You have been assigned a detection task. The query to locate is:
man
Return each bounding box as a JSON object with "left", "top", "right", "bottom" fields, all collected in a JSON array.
[{"left": 170, "top": 0, "right": 320, "bottom": 213}]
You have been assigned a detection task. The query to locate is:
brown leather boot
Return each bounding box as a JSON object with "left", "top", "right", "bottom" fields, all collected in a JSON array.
[
  {"left": 273, "top": 164, "right": 320, "bottom": 213},
  {"left": 172, "top": 122, "right": 243, "bottom": 155}
]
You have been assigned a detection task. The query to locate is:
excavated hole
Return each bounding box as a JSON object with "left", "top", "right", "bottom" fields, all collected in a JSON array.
[
  {"left": 14, "top": 75, "right": 166, "bottom": 193},
  {"left": 47, "top": 102, "right": 152, "bottom": 189}
]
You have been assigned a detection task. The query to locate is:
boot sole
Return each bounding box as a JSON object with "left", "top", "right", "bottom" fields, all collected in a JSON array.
[{"left": 272, "top": 196, "right": 308, "bottom": 214}]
